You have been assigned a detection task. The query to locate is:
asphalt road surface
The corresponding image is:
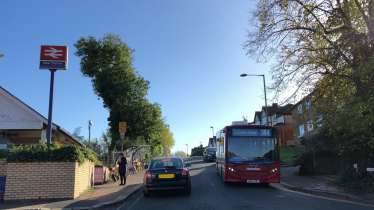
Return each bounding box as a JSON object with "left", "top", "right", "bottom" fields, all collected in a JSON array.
[{"left": 117, "top": 159, "right": 374, "bottom": 210}]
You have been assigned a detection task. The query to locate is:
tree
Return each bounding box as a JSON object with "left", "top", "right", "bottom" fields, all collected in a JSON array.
[
  {"left": 174, "top": 150, "right": 187, "bottom": 158},
  {"left": 244, "top": 0, "right": 374, "bottom": 162},
  {"left": 71, "top": 126, "right": 84, "bottom": 141},
  {"left": 74, "top": 34, "right": 165, "bottom": 150}
]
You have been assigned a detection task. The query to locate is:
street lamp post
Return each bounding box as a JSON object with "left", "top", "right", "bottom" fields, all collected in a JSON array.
[
  {"left": 210, "top": 126, "right": 214, "bottom": 146},
  {"left": 240, "top": 74, "right": 269, "bottom": 125},
  {"left": 185, "top": 144, "right": 188, "bottom": 157},
  {"left": 88, "top": 120, "right": 93, "bottom": 148}
]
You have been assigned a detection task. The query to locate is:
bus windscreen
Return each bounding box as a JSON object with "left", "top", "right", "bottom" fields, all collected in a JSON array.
[{"left": 227, "top": 137, "right": 278, "bottom": 164}]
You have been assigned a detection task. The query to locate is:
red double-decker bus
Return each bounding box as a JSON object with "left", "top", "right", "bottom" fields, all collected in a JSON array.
[{"left": 216, "top": 123, "right": 280, "bottom": 184}]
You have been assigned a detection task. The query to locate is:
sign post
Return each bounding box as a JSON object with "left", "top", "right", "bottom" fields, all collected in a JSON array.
[
  {"left": 119, "top": 122, "right": 127, "bottom": 152},
  {"left": 40, "top": 45, "right": 68, "bottom": 147}
]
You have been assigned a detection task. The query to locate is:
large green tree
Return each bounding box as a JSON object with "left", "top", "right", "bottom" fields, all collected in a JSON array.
[
  {"left": 244, "top": 0, "right": 374, "bottom": 161},
  {"left": 74, "top": 34, "right": 173, "bottom": 155}
]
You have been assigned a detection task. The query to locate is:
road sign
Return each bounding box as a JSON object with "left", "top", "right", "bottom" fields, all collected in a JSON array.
[
  {"left": 39, "top": 45, "right": 68, "bottom": 70},
  {"left": 119, "top": 122, "right": 127, "bottom": 132},
  {"left": 367, "top": 168, "right": 374, "bottom": 172}
]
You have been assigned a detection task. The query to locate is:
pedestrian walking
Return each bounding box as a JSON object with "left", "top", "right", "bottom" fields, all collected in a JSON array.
[{"left": 117, "top": 153, "right": 127, "bottom": 186}]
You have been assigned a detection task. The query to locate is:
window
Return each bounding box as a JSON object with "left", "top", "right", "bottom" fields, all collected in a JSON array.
[
  {"left": 299, "top": 125, "right": 305, "bottom": 137},
  {"left": 307, "top": 120, "right": 313, "bottom": 132},
  {"left": 272, "top": 115, "right": 276, "bottom": 125},
  {"left": 305, "top": 100, "right": 311, "bottom": 110},
  {"left": 297, "top": 104, "right": 303, "bottom": 114},
  {"left": 317, "top": 115, "right": 323, "bottom": 127}
]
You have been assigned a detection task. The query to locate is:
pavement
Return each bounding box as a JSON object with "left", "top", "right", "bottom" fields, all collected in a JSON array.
[
  {"left": 1, "top": 157, "right": 373, "bottom": 209},
  {"left": 0, "top": 170, "right": 145, "bottom": 210},
  {"left": 279, "top": 166, "right": 374, "bottom": 205}
]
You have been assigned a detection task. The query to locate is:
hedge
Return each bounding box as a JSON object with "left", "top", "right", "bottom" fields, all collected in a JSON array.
[{"left": 1, "top": 143, "right": 97, "bottom": 165}]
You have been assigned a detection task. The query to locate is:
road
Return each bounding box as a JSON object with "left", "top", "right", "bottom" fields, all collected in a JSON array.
[{"left": 117, "top": 158, "right": 374, "bottom": 210}]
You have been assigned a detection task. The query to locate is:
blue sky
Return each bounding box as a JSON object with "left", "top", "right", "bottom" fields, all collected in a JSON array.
[{"left": 0, "top": 0, "right": 275, "bottom": 154}]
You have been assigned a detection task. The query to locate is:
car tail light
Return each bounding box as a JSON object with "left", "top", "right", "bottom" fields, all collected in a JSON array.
[
  {"left": 182, "top": 169, "right": 188, "bottom": 178},
  {"left": 145, "top": 170, "right": 151, "bottom": 180}
]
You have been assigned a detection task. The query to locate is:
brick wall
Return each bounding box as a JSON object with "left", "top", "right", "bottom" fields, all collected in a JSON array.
[
  {"left": 291, "top": 101, "right": 320, "bottom": 146},
  {"left": 4, "top": 160, "right": 94, "bottom": 201},
  {"left": 74, "top": 160, "right": 94, "bottom": 198},
  {"left": 0, "top": 158, "right": 7, "bottom": 176}
]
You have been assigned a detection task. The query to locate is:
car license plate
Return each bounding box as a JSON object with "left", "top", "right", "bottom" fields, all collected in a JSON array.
[
  {"left": 247, "top": 180, "right": 260, "bottom": 183},
  {"left": 159, "top": 174, "right": 174, "bottom": 178}
]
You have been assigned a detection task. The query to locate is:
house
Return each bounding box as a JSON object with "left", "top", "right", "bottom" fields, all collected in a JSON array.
[
  {"left": 272, "top": 104, "right": 295, "bottom": 146},
  {"left": 0, "top": 86, "right": 86, "bottom": 148},
  {"left": 190, "top": 144, "right": 206, "bottom": 156},
  {"left": 208, "top": 136, "right": 216, "bottom": 147},
  {"left": 290, "top": 96, "right": 322, "bottom": 146},
  {"left": 253, "top": 111, "right": 262, "bottom": 125},
  {"left": 255, "top": 103, "right": 295, "bottom": 146}
]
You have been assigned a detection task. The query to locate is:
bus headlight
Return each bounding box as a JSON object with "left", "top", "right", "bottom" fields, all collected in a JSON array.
[
  {"left": 228, "top": 167, "right": 236, "bottom": 172},
  {"left": 270, "top": 168, "right": 278, "bottom": 173}
]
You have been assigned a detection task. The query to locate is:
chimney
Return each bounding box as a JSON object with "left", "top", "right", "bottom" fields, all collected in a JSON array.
[
  {"left": 272, "top": 103, "right": 278, "bottom": 107},
  {"left": 200, "top": 144, "right": 203, "bottom": 148}
]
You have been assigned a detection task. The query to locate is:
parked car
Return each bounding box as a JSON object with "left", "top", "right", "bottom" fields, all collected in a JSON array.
[
  {"left": 143, "top": 156, "right": 192, "bottom": 197},
  {"left": 203, "top": 147, "right": 216, "bottom": 162}
]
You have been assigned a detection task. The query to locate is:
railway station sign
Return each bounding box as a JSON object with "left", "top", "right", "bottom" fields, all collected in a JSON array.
[{"left": 39, "top": 45, "right": 68, "bottom": 70}]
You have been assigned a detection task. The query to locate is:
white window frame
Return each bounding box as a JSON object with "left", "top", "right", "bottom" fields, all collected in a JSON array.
[
  {"left": 307, "top": 120, "right": 313, "bottom": 132},
  {"left": 297, "top": 104, "right": 303, "bottom": 114},
  {"left": 317, "top": 115, "right": 323, "bottom": 127},
  {"left": 305, "top": 100, "right": 311, "bottom": 110},
  {"left": 299, "top": 124, "right": 305, "bottom": 137}
]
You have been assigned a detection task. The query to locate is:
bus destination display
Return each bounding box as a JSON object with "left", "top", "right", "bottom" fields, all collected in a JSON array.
[{"left": 232, "top": 128, "right": 273, "bottom": 137}]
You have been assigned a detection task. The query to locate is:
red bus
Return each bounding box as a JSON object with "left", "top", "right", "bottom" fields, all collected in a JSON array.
[{"left": 216, "top": 123, "right": 280, "bottom": 184}]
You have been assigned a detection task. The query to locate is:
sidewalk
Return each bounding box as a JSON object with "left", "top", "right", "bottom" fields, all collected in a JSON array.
[
  {"left": 279, "top": 166, "right": 374, "bottom": 205},
  {"left": 0, "top": 170, "right": 145, "bottom": 210}
]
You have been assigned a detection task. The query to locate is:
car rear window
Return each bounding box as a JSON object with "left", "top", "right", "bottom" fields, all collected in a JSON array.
[{"left": 150, "top": 159, "right": 183, "bottom": 169}]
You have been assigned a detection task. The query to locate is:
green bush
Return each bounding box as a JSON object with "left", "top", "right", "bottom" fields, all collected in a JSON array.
[
  {"left": 293, "top": 149, "right": 315, "bottom": 176},
  {"left": 334, "top": 159, "right": 374, "bottom": 192},
  {"left": 5, "top": 143, "right": 97, "bottom": 165},
  {"left": 313, "top": 148, "right": 339, "bottom": 158},
  {"left": 0, "top": 149, "right": 9, "bottom": 158}
]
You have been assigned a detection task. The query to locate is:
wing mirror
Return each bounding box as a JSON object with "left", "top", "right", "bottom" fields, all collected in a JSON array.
[{"left": 185, "top": 163, "right": 192, "bottom": 167}]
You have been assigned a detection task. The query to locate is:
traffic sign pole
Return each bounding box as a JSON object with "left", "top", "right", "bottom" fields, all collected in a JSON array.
[
  {"left": 46, "top": 69, "right": 57, "bottom": 147},
  {"left": 40, "top": 45, "right": 68, "bottom": 147}
]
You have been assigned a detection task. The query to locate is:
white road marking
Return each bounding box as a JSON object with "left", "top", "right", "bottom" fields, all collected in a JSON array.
[
  {"left": 126, "top": 192, "right": 143, "bottom": 210},
  {"left": 271, "top": 183, "right": 374, "bottom": 208}
]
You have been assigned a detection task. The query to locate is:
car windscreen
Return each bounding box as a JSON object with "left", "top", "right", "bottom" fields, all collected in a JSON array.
[
  {"left": 150, "top": 159, "right": 183, "bottom": 169},
  {"left": 227, "top": 137, "right": 278, "bottom": 164},
  {"left": 206, "top": 148, "right": 216, "bottom": 153}
]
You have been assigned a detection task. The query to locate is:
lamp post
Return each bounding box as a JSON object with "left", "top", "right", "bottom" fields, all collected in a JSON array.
[
  {"left": 185, "top": 144, "right": 188, "bottom": 157},
  {"left": 240, "top": 74, "right": 269, "bottom": 125},
  {"left": 88, "top": 120, "right": 93, "bottom": 148},
  {"left": 210, "top": 126, "right": 214, "bottom": 146}
]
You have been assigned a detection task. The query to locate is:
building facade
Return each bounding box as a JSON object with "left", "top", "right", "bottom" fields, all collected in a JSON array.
[{"left": 291, "top": 97, "right": 322, "bottom": 146}]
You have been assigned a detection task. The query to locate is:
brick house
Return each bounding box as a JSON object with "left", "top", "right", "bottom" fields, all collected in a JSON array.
[
  {"left": 272, "top": 104, "right": 295, "bottom": 146},
  {"left": 253, "top": 103, "right": 294, "bottom": 146},
  {"left": 291, "top": 97, "right": 322, "bottom": 146}
]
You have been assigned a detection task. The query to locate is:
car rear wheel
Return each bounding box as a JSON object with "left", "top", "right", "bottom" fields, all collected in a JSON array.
[{"left": 143, "top": 189, "right": 150, "bottom": 197}]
